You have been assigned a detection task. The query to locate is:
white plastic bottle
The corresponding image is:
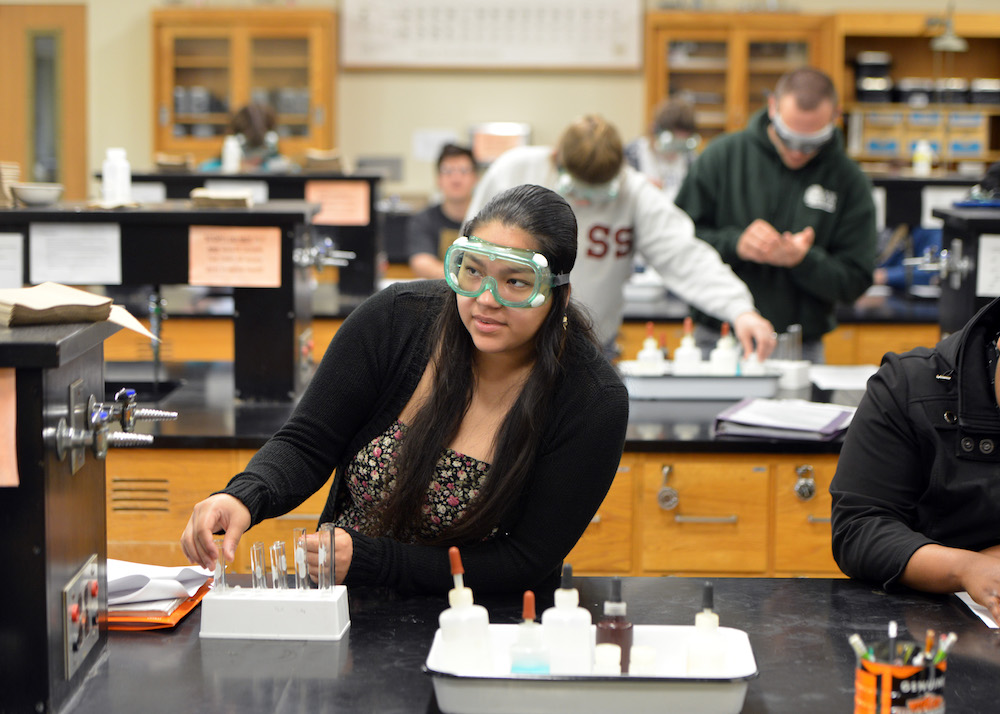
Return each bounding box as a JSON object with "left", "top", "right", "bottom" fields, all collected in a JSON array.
[
  {"left": 541, "top": 564, "right": 593, "bottom": 674},
  {"left": 101, "top": 147, "right": 131, "bottom": 205},
  {"left": 221, "top": 135, "right": 243, "bottom": 174},
  {"left": 510, "top": 590, "right": 549, "bottom": 674},
  {"left": 912, "top": 139, "right": 933, "bottom": 177},
  {"left": 687, "top": 581, "right": 725, "bottom": 676},
  {"left": 708, "top": 322, "right": 739, "bottom": 376},
  {"left": 592, "top": 643, "right": 622, "bottom": 675},
  {"left": 637, "top": 321, "right": 665, "bottom": 365},
  {"left": 437, "top": 546, "right": 493, "bottom": 675},
  {"left": 672, "top": 316, "right": 703, "bottom": 376}
]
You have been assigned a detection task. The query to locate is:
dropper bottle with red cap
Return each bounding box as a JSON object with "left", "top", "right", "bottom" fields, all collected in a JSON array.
[
  {"left": 510, "top": 591, "right": 550, "bottom": 674},
  {"left": 672, "top": 316, "right": 702, "bottom": 375},
  {"left": 437, "top": 546, "right": 493, "bottom": 675}
]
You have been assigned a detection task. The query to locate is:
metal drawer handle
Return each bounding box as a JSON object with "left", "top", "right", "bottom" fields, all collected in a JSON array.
[
  {"left": 275, "top": 513, "right": 321, "bottom": 521},
  {"left": 807, "top": 515, "right": 831, "bottom": 524},
  {"left": 674, "top": 515, "right": 738, "bottom": 524}
]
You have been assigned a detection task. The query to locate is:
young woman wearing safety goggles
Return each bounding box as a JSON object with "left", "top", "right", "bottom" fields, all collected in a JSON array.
[{"left": 180, "top": 184, "right": 629, "bottom": 598}]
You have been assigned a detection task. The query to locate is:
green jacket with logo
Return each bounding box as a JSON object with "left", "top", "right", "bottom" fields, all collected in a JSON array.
[{"left": 674, "top": 108, "right": 876, "bottom": 342}]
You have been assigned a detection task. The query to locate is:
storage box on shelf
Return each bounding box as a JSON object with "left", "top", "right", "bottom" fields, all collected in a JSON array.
[{"left": 832, "top": 12, "right": 1000, "bottom": 168}]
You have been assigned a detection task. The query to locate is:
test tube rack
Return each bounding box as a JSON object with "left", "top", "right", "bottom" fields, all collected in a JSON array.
[{"left": 199, "top": 585, "right": 350, "bottom": 641}]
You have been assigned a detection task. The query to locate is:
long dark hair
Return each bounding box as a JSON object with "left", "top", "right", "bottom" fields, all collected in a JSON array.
[{"left": 377, "top": 184, "right": 596, "bottom": 543}]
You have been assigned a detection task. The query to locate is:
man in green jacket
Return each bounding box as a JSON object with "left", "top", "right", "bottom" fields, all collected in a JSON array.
[{"left": 674, "top": 67, "right": 876, "bottom": 363}]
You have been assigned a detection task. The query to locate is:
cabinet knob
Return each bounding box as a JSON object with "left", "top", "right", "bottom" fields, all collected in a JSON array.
[
  {"left": 658, "top": 464, "right": 679, "bottom": 510},
  {"left": 794, "top": 464, "right": 816, "bottom": 501}
]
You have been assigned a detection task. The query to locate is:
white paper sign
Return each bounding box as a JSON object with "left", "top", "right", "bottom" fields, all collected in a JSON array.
[
  {"left": 29, "top": 223, "right": 122, "bottom": 285},
  {"left": 204, "top": 179, "right": 269, "bottom": 204},
  {"left": 0, "top": 233, "right": 24, "bottom": 288},
  {"left": 976, "top": 234, "right": 1000, "bottom": 297},
  {"left": 921, "top": 186, "right": 975, "bottom": 228},
  {"left": 130, "top": 182, "right": 167, "bottom": 204}
]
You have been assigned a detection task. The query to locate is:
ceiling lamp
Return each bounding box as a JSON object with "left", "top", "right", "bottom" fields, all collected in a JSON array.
[{"left": 927, "top": 1, "right": 968, "bottom": 53}]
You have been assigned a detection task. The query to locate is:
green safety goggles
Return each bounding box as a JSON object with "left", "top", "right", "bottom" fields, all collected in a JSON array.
[{"left": 444, "top": 236, "right": 570, "bottom": 308}]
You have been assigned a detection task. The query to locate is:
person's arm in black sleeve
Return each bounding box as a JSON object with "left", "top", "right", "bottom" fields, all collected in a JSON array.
[{"left": 829, "top": 353, "right": 936, "bottom": 589}]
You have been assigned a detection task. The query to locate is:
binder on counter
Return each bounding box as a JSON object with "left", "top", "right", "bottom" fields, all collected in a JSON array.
[{"left": 713, "top": 397, "right": 856, "bottom": 442}]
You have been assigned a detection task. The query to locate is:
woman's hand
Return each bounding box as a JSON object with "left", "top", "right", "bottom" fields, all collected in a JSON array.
[
  {"left": 304, "top": 527, "right": 354, "bottom": 585},
  {"left": 180, "top": 493, "right": 251, "bottom": 571}
]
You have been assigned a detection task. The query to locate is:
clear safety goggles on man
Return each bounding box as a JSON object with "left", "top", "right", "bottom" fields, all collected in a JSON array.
[
  {"left": 554, "top": 169, "right": 621, "bottom": 206},
  {"left": 444, "top": 236, "right": 570, "bottom": 308},
  {"left": 770, "top": 111, "right": 834, "bottom": 155}
]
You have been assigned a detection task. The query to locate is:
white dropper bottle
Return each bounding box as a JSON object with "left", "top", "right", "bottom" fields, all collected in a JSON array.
[
  {"left": 637, "top": 321, "right": 665, "bottom": 364},
  {"left": 687, "top": 581, "right": 725, "bottom": 676},
  {"left": 437, "top": 546, "right": 493, "bottom": 675},
  {"left": 541, "top": 563, "right": 593, "bottom": 674},
  {"left": 510, "top": 590, "right": 550, "bottom": 674},
  {"left": 709, "top": 322, "right": 739, "bottom": 376},
  {"left": 672, "top": 316, "right": 703, "bottom": 376}
]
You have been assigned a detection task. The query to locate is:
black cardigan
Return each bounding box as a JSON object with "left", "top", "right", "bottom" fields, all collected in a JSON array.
[{"left": 222, "top": 280, "right": 629, "bottom": 594}]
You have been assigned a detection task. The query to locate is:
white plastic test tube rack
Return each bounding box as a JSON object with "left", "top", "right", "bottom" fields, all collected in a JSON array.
[{"left": 200, "top": 525, "right": 350, "bottom": 641}]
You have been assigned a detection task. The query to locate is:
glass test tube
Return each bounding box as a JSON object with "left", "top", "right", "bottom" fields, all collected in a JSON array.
[
  {"left": 213, "top": 536, "right": 227, "bottom": 591},
  {"left": 293, "top": 527, "right": 310, "bottom": 589},
  {"left": 269, "top": 541, "right": 288, "bottom": 589},
  {"left": 250, "top": 541, "right": 268, "bottom": 589},
  {"left": 318, "top": 522, "right": 336, "bottom": 590}
]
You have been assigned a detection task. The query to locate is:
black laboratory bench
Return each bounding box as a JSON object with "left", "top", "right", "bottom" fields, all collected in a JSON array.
[
  {"left": 61, "top": 576, "right": 1000, "bottom": 714},
  {"left": 0, "top": 200, "right": 318, "bottom": 402},
  {"left": 107, "top": 359, "right": 848, "bottom": 455},
  {"left": 119, "top": 170, "right": 383, "bottom": 299}
]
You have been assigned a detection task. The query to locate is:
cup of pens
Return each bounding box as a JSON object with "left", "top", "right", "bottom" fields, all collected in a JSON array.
[{"left": 851, "top": 621, "right": 955, "bottom": 714}]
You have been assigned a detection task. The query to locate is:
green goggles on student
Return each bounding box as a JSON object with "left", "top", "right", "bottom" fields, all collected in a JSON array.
[{"left": 444, "top": 236, "right": 570, "bottom": 308}]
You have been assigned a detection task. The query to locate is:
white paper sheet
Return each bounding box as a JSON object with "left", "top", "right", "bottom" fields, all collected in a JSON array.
[
  {"left": 956, "top": 591, "right": 999, "bottom": 628},
  {"left": 0, "top": 233, "right": 24, "bottom": 288},
  {"left": 809, "top": 365, "right": 879, "bottom": 391},
  {"left": 29, "top": 222, "right": 122, "bottom": 285},
  {"left": 107, "top": 559, "right": 212, "bottom": 605}
]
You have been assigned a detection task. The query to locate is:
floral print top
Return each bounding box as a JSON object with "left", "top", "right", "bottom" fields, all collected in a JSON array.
[{"left": 333, "top": 420, "right": 491, "bottom": 542}]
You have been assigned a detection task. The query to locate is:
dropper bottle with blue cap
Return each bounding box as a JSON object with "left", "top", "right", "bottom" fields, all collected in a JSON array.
[{"left": 510, "top": 591, "right": 550, "bottom": 674}]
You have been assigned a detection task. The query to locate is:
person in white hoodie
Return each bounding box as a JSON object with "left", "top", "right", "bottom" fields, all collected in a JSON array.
[{"left": 465, "top": 114, "right": 775, "bottom": 359}]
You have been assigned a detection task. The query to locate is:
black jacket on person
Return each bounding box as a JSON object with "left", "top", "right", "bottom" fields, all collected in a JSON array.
[{"left": 830, "top": 296, "right": 1000, "bottom": 590}]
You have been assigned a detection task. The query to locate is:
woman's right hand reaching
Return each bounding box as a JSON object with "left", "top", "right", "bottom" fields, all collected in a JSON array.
[{"left": 180, "top": 493, "right": 251, "bottom": 571}]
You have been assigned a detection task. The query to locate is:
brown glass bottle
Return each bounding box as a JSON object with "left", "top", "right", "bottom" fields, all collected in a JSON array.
[{"left": 595, "top": 576, "right": 633, "bottom": 673}]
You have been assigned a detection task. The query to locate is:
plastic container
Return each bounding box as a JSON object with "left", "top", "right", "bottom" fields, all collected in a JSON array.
[
  {"left": 688, "top": 582, "right": 725, "bottom": 677},
  {"left": 438, "top": 547, "right": 493, "bottom": 676},
  {"left": 970, "top": 78, "right": 1000, "bottom": 105},
  {"left": 856, "top": 76, "right": 894, "bottom": 103},
  {"left": 912, "top": 139, "right": 934, "bottom": 177},
  {"left": 708, "top": 323, "right": 739, "bottom": 376},
  {"left": 424, "top": 624, "right": 759, "bottom": 714},
  {"left": 935, "top": 78, "right": 969, "bottom": 104},
  {"left": 510, "top": 591, "right": 548, "bottom": 675},
  {"left": 636, "top": 321, "right": 665, "bottom": 365},
  {"left": 854, "top": 51, "right": 891, "bottom": 79},
  {"left": 541, "top": 564, "right": 592, "bottom": 675},
  {"left": 221, "top": 135, "right": 243, "bottom": 174},
  {"left": 101, "top": 147, "right": 131, "bottom": 205},
  {"left": 672, "top": 316, "right": 703, "bottom": 376},
  {"left": 897, "top": 77, "right": 934, "bottom": 107}
]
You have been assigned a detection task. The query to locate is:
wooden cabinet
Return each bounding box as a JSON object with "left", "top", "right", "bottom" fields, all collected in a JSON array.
[
  {"left": 152, "top": 8, "right": 336, "bottom": 163},
  {"left": 773, "top": 455, "right": 840, "bottom": 575},
  {"left": 638, "top": 454, "right": 770, "bottom": 575},
  {"left": 821, "top": 322, "right": 939, "bottom": 365},
  {"left": 566, "top": 455, "right": 636, "bottom": 575},
  {"left": 644, "top": 12, "right": 832, "bottom": 144},
  {"left": 106, "top": 449, "right": 332, "bottom": 573},
  {"left": 831, "top": 13, "right": 1000, "bottom": 167}
]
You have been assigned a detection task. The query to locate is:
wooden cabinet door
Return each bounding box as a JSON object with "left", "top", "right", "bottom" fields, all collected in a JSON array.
[
  {"left": 773, "top": 455, "right": 842, "bottom": 575},
  {"left": 106, "top": 449, "right": 238, "bottom": 566},
  {"left": 566, "top": 456, "right": 635, "bottom": 576},
  {"left": 639, "top": 454, "right": 769, "bottom": 574},
  {"left": 230, "top": 449, "right": 333, "bottom": 574}
]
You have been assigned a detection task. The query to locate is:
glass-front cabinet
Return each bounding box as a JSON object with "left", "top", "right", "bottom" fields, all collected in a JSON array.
[
  {"left": 153, "top": 9, "right": 335, "bottom": 163},
  {"left": 645, "top": 13, "right": 831, "bottom": 146}
]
